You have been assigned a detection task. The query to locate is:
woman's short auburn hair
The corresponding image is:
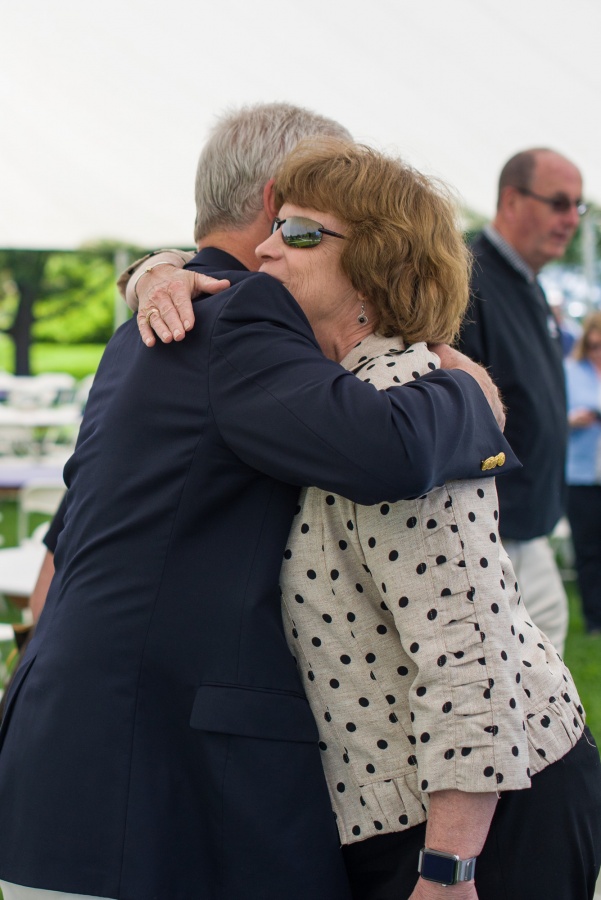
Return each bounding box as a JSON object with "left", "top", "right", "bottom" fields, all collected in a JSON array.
[
  {"left": 273, "top": 139, "right": 471, "bottom": 345},
  {"left": 573, "top": 310, "right": 601, "bottom": 361}
]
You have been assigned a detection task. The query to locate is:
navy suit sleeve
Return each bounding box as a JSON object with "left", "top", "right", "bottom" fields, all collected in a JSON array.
[
  {"left": 43, "top": 494, "right": 68, "bottom": 553},
  {"left": 210, "top": 274, "right": 519, "bottom": 505}
]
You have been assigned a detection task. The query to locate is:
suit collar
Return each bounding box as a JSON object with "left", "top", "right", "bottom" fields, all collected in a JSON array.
[{"left": 187, "top": 247, "right": 249, "bottom": 272}]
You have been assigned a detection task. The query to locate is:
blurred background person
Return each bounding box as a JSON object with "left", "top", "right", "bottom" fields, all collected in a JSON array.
[
  {"left": 565, "top": 311, "right": 601, "bottom": 636},
  {"left": 459, "top": 148, "right": 587, "bottom": 655}
]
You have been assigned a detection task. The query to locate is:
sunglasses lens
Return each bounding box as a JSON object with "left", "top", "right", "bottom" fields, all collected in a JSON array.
[
  {"left": 550, "top": 197, "right": 588, "bottom": 216},
  {"left": 281, "top": 217, "right": 323, "bottom": 248}
]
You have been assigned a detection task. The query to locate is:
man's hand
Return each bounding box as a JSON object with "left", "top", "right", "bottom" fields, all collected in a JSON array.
[
  {"left": 568, "top": 408, "right": 597, "bottom": 429},
  {"left": 430, "top": 344, "right": 506, "bottom": 431},
  {"left": 135, "top": 266, "right": 230, "bottom": 347},
  {"left": 29, "top": 549, "right": 55, "bottom": 623}
]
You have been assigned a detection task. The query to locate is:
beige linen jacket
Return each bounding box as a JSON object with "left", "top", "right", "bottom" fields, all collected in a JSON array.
[{"left": 280, "top": 334, "right": 584, "bottom": 845}]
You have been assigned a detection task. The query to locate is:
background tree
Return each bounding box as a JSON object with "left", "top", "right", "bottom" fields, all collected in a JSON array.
[
  {"left": 561, "top": 202, "right": 601, "bottom": 266},
  {"left": 0, "top": 250, "right": 51, "bottom": 375},
  {"left": 0, "top": 241, "right": 145, "bottom": 374}
]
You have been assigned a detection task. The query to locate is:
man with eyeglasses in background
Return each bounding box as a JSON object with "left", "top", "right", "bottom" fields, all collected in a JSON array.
[{"left": 459, "top": 148, "right": 587, "bottom": 656}]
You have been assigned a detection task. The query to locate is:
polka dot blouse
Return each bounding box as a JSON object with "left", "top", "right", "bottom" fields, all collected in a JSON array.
[{"left": 280, "top": 334, "right": 585, "bottom": 846}]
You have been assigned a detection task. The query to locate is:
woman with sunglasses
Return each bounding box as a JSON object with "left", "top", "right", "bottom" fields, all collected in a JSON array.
[
  {"left": 565, "top": 311, "right": 601, "bottom": 636},
  {"left": 257, "top": 140, "right": 601, "bottom": 900}
]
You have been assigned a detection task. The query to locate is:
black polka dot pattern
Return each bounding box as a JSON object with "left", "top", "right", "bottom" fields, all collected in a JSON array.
[{"left": 277, "top": 335, "right": 585, "bottom": 846}]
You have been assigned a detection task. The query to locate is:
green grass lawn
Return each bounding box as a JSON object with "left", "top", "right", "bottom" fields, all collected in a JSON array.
[
  {"left": 563, "top": 581, "right": 601, "bottom": 741},
  {"left": 0, "top": 337, "right": 106, "bottom": 380}
]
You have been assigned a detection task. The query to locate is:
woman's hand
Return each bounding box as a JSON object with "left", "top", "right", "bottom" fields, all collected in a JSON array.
[
  {"left": 119, "top": 250, "right": 231, "bottom": 346},
  {"left": 409, "top": 876, "right": 478, "bottom": 900},
  {"left": 135, "top": 266, "right": 230, "bottom": 346}
]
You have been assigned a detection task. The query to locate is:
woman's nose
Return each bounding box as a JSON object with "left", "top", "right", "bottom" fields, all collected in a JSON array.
[{"left": 256, "top": 230, "right": 281, "bottom": 262}]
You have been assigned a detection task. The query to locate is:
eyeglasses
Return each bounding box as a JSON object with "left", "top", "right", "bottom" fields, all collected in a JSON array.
[
  {"left": 517, "top": 188, "right": 588, "bottom": 217},
  {"left": 272, "top": 216, "right": 346, "bottom": 248}
]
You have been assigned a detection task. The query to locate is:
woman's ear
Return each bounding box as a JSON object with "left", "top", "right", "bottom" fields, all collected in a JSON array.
[{"left": 263, "top": 178, "right": 278, "bottom": 221}]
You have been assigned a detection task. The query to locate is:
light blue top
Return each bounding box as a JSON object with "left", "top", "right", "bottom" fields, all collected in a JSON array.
[{"left": 565, "top": 358, "right": 601, "bottom": 485}]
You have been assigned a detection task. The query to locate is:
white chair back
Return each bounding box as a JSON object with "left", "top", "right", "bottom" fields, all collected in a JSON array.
[{"left": 17, "top": 480, "right": 66, "bottom": 544}]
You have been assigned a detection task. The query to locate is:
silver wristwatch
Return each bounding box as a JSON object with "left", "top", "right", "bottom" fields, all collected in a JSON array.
[{"left": 418, "top": 847, "right": 477, "bottom": 886}]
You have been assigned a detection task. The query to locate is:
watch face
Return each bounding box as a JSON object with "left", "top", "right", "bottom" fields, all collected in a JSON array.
[{"left": 420, "top": 851, "right": 458, "bottom": 884}]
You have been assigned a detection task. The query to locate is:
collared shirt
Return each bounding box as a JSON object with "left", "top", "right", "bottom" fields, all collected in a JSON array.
[
  {"left": 280, "top": 333, "right": 584, "bottom": 846},
  {"left": 483, "top": 225, "right": 536, "bottom": 283}
]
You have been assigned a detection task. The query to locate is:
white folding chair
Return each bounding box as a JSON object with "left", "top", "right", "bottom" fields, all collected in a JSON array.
[
  {"left": 75, "top": 374, "right": 95, "bottom": 412},
  {"left": 5, "top": 374, "right": 76, "bottom": 410},
  {"left": 17, "top": 480, "right": 66, "bottom": 545}
]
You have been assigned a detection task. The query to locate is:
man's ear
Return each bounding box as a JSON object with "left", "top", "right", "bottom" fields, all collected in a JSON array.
[
  {"left": 263, "top": 178, "right": 278, "bottom": 221},
  {"left": 500, "top": 185, "right": 520, "bottom": 222}
]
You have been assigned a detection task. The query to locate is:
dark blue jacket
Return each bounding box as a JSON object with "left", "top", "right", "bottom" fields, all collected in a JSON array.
[
  {"left": 0, "top": 249, "right": 518, "bottom": 900},
  {"left": 460, "top": 233, "right": 566, "bottom": 540}
]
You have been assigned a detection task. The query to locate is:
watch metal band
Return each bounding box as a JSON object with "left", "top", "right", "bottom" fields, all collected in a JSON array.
[{"left": 455, "top": 855, "right": 477, "bottom": 882}]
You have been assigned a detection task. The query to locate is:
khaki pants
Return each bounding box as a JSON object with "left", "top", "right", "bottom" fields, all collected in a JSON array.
[{"left": 503, "top": 535, "right": 568, "bottom": 656}]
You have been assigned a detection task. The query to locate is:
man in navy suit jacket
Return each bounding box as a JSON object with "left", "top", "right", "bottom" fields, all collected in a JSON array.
[{"left": 0, "top": 104, "right": 516, "bottom": 900}]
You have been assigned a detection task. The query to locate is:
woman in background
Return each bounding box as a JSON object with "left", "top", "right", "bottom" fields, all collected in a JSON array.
[{"left": 566, "top": 311, "right": 601, "bottom": 635}]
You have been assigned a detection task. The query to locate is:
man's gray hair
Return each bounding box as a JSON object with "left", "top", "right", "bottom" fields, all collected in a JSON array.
[{"left": 194, "top": 102, "right": 352, "bottom": 242}]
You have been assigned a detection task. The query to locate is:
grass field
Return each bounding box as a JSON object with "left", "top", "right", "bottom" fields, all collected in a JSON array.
[
  {"left": 0, "top": 337, "right": 106, "bottom": 381},
  {"left": 564, "top": 581, "right": 601, "bottom": 740}
]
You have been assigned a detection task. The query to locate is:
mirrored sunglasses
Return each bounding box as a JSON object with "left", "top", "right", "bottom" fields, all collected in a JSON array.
[
  {"left": 518, "top": 188, "right": 588, "bottom": 217},
  {"left": 272, "top": 216, "right": 346, "bottom": 248}
]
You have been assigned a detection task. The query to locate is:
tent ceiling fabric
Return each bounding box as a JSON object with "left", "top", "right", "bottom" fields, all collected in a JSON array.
[{"left": 1, "top": 0, "right": 599, "bottom": 250}]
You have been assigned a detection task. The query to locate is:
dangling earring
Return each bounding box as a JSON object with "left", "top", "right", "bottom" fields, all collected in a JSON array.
[{"left": 357, "top": 303, "right": 369, "bottom": 326}]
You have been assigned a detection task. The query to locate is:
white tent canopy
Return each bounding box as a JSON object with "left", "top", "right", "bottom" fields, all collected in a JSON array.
[{"left": 2, "top": 0, "right": 600, "bottom": 251}]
